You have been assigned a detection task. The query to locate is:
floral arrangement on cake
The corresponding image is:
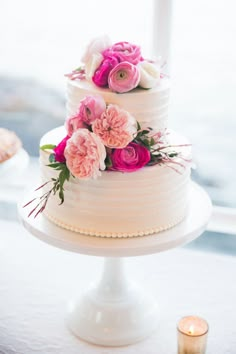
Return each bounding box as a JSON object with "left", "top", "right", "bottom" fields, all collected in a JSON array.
[
  {"left": 65, "top": 36, "right": 162, "bottom": 93},
  {"left": 24, "top": 94, "right": 191, "bottom": 218}
]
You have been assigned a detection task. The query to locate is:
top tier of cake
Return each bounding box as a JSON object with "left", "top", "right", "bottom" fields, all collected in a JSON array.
[
  {"left": 65, "top": 36, "right": 170, "bottom": 132},
  {"left": 66, "top": 78, "right": 170, "bottom": 132}
]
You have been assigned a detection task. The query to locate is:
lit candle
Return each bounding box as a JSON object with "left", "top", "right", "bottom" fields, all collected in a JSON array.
[{"left": 177, "top": 316, "right": 209, "bottom": 354}]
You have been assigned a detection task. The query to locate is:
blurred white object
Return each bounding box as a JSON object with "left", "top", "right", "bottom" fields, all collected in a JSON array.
[
  {"left": 152, "top": 0, "right": 173, "bottom": 71},
  {"left": 208, "top": 206, "right": 236, "bottom": 235},
  {"left": 0, "top": 148, "right": 29, "bottom": 184}
]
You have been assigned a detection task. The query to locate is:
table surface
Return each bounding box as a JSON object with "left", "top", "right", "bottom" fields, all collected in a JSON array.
[{"left": 0, "top": 219, "right": 236, "bottom": 354}]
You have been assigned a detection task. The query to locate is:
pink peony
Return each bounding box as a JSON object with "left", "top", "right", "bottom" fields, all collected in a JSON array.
[
  {"left": 103, "top": 41, "right": 142, "bottom": 65},
  {"left": 110, "top": 142, "right": 151, "bottom": 172},
  {"left": 53, "top": 135, "right": 70, "bottom": 163},
  {"left": 78, "top": 95, "right": 106, "bottom": 124},
  {"left": 65, "top": 114, "right": 88, "bottom": 137},
  {"left": 108, "top": 62, "right": 140, "bottom": 93},
  {"left": 92, "top": 56, "right": 119, "bottom": 87},
  {"left": 92, "top": 104, "right": 137, "bottom": 148},
  {"left": 64, "top": 129, "right": 106, "bottom": 179}
]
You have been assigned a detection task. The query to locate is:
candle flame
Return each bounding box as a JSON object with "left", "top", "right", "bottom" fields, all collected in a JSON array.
[{"left": 188, "top": 325, "right": 194, "bottom": 335}]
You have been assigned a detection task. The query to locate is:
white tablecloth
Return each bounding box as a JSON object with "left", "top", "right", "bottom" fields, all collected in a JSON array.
[{"left": 0, "top": 220, "right": 235, "bottom": 354}]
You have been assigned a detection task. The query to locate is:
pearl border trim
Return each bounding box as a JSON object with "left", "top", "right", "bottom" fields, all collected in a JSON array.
[{"left": 43, "top": 211, "right": 186, "bottom": 238}]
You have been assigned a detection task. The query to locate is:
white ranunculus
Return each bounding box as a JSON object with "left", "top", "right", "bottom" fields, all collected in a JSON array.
[
  {"left": 85, "top": 52, "right": 104, "bottom": 80},
  {"left": 138, "top": 61, "right": 161, "bottom": 89},
  {"left": 81, "top": 35, "right": 112, "bottom": 64}
]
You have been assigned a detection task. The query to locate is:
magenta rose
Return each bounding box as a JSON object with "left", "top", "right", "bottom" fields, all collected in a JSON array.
[
  {"left": 64, "top": 129, "right": 106, "bottom": 179},
  {"left": 65, "top": 114, "right": 88, "bottom": 137},
  {"left": 53, "top": 135, "right": 70, "bottom": 163},
  {"left": 92, "top": 56, "right": 119, "bottom": 87},
  {"left": 78, "top": 95, "right": 106, "bottom": 124},
  {"left": 103, "top": 41, "right": 142, "bottom": 65},
  {"left": 110, "top": 142, "right": 150, "bottom": 172},
  {"left": 108, "top": 62, "right": 140, "bottom": 93}
]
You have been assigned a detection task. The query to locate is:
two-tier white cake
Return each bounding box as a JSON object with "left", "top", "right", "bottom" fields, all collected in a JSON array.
[{"left": 38, "top": 37, "right": 192, "bottom": 238}]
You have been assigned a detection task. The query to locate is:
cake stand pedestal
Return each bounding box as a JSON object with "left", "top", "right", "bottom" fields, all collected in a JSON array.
[{"left": 19, "top": 182, "right": 212, "bottom": 347}]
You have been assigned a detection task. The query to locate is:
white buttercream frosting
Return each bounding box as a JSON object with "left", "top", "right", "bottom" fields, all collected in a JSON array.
[{"left": 66, "top": 78, "right": 170, "bottom": 132}]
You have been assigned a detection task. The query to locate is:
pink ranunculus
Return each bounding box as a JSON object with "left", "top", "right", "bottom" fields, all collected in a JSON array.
[
  {"left": 65, "top": 114, "right": 88, "bottom": 137},
  {"left": 92, "top": 104, "right": 137, "bottom": 148},
  {"left": 110, "top": 142, "right": 151, "bottom": 172},
  {"left": 53, "top": 135, "right": 70, "bottom": 163},
  {"left": 64, "top": 129, "right": 106, "bottom": 179},
  {"left": 92, "top": 56, "right": 119, "bottom": 87},
  {"left": 78, "top": 95, "right": 106, "bottom": 124},
  {"left": 103, "top": 41, "right": 142, "bottom": 65},
  {"left": 108, "top": 62, "right": 140, "bottom": 93},
  {"left": 81, "top": 35, "right": 112, "bottom": 64}
]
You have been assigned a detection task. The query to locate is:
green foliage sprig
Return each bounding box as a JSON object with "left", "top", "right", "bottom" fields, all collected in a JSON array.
[{"left": 23, "top": 147, "right": 70, "bottom": 218}]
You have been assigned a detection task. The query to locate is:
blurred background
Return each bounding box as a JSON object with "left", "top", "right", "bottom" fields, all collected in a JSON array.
[{"left": 0, "top": 0, "right": 235, "bottom": 249}]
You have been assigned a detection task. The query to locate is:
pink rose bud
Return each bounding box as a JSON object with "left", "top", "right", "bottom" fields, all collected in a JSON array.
[
  {"left": 92, "top": 56, "right": 119, "bottom": 87},
  {"left": 108, "top": 62, "right": 140, "bottom": 93},
  {"left": 65, "top": 114, "right": 88, "bottom": 137},
  {"left": 53, "top": 135, "right": 70, "bottom": 163},
  {"left": 79, "top": 95, "right": 106, "bottom": 124},
  {"left": 103, "top": 41, "right": 142, "bottom": 65},
  {"left": 110, "top": 142, "right": 151, "bottom": 172}
]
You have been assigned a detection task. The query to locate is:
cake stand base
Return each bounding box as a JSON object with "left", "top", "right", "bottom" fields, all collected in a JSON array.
[
  {"left": 19, "top": 182, "right": 212, "bottom": 347},
  {"left": 67, "top": 257, "right": 159, "bottom": 346}
]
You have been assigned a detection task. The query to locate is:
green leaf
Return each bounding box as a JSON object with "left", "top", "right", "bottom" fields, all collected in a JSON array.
[
  {"left": 142, "top": 139, "right": 150, "bottom": 147},
  {"left": 141, "top": 130, "right": 150, "bottom": 135},
  {"left": 59, "top": 189, "right": 64, "bottom": 204},
  {"left": 49, "top": 153, "right": 56, "bottom": 163},
  {"left": 47, "top": 163, "right": 67, "bottom": 170},
  {"left": 150, "top": 138, "right": 156, "bottom": 146},
  {"left": 64, "top": 167, "right": 70, "bottom": 181},
  {"left": 40, "top": 144, "right": 56, "bottom": 151},
  {"left": 137, "top": 121, "right": 141, "bottom": 131},
  {"left": 168, "top": 152, "right": 178, "bottom": 158},
  {"left": 74, "top": 66, "right": 83, "bottom": 72},
  {"left": 105, "top": 155, "right": 112, "bottom": 169}
]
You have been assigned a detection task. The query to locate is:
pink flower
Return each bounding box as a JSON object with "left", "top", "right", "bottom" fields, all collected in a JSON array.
[
  {"left": 103, "top": 41, "right": 142, "bottom": 65},
  {"left": 53, "top": 136, "right": 70, "bottom": 163},
  {"left": 79, "top": 95, "right": 106, "bottom": 124},
  {"left": 64, "top": 129, "right": 106, "bottom": 179},
  {"left": 92, "top": 56, "right": 119, "bottom": 87},
  {"left": 110, "top": 142, "right": 151, "bottom": 172},
  {"left": 65, "top": 114, "right": 88, "bottom": 137},
  {"left": 108, "top": 62, "right": 140, "bottom": 93},
  {"left": 92, "top": 104, "right": 137, "bottom": 148}
]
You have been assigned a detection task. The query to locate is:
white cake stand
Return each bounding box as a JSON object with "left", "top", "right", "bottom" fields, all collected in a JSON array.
[{"left": 18, "top": 182, "right": 212, "bottom": 347}]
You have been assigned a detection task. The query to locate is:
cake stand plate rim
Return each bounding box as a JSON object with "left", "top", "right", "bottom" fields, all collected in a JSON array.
[{"left": 18, "top": 182, "right": 212, "bottom": 257}]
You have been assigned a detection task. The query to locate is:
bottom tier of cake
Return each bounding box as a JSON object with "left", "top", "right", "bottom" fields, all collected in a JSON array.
[{"left": 40, "top": 127, "right": 191, "bottom": 238}]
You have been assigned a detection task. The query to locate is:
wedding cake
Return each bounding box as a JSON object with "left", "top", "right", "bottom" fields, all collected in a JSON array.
[{"left": 27, "top": 37, "right": 192, "bottom": 238}]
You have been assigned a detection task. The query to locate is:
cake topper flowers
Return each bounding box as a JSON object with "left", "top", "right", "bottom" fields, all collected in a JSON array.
[
  {"left": 65, "top": 36, "right": 161, "bottom": 93},
  {"left": 24, "top": 94, "right": 191, "bottom": 218}
]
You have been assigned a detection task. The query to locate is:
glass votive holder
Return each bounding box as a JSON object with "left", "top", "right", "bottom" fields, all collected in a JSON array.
[{"left": 177, "top": 315, "right": 209, "bottom": 354}]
